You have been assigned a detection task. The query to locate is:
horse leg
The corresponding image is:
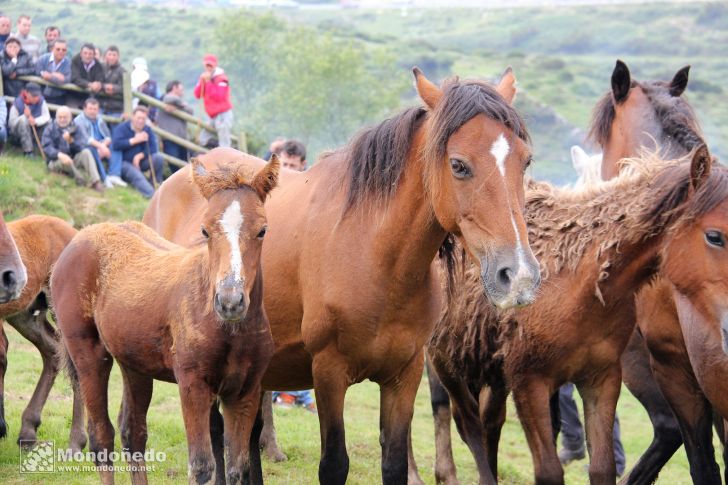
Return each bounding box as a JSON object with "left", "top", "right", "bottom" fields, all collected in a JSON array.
[
  {"left": 259, "top": 391, "right": 287, "bottom": 462},
  {"left": 425, "top": 357, "right": 459, "bottom": 485},
  {"left": 431, "top": 358, "right": 493, "bottom": 484},
  {"left": 178, "top": 375, "right": 217, "bottom": 485},
  {"left": 619, "top": 330, "right": 681, "bottom": 485},
  {"left": 221, "top": 387, "right": 262, "bottom": 485},
  {"left": 62, "top": 329, "right": 115, "bottom": 484},
  {"left": 210, "top": 402, "right": 226, "bottom": 485},
  {"left": 479, "top": 385, "right": 508, "bottom": 480},
  {"left": 0, "top": 321, "right": 7, "bottom": 439},
  {"left": 118, "top": 367, "right": 154, "bottom": 485},
  {"left": 650, "top": 361, "right": 721, "bottom": 484},
  {"left": 406, "top": 424, "right": 425, "bottom": 485},
  {"left": 246, "top": 396, "right": 265, "bottom": 485},
  {"left": 512, "top": 378, "right": 563, "bottom": 485},
  {"left": 578, "top": 367, "right": 620, "bottom": 485},
  {"left": 378, "top": 350, "right": 424, "bottom": 485},
  {"left": 7, "top": 307, "right": 61, "bottom": 446},
  {"left": 312, "top": 348, "right": 350, "bottom": 485}
]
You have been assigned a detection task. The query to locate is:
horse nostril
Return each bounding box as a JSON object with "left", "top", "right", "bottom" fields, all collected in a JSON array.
[
  {"left": 496, "top": 267, "right": 512, "bottom": 289},
  {"left": 2, "top": 270, "right": 16, "bottom": 290}
]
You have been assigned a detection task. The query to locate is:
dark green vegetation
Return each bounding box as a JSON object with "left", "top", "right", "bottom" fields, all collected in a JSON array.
[{"left": 2, "top": 1, "right": 726, "bottom": 182}]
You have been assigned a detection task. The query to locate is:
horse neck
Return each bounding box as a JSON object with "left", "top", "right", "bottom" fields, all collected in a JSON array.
[{"left": 359, "top": 136, "right": 447, "bottom": 285}]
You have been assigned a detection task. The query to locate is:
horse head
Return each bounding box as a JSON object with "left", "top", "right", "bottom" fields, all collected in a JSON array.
[
  {"left": 191, "top": 155, "right": 279, "bottom": 322},
  {"left": 0, "top": 211, "right": 27, "bottom": 304},
  {"left": 414, "top": 67, "right": 540, "bottom": 308}
]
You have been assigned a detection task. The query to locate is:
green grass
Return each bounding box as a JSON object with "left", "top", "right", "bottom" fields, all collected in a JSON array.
[
  {"left": 0, "top": 323, "right": 705, "bottom": 484},
  {"left": 0, "top": 151, "right": 149, "bottom": 226}
]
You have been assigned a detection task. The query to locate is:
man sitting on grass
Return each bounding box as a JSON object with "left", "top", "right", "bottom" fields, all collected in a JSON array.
[
  {"left": 8, "top": 82, "right": 50, "bottom": 157},
  {"left": 111, "top": 106, "right": 164, "bottom": 198},
  {"left": 41, "top": 106, "right": 104, "bottom": 193}
]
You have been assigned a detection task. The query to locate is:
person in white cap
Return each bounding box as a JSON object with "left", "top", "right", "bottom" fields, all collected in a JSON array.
[{"left": 130, "top": 57, "right": 160, "bottom": 121}]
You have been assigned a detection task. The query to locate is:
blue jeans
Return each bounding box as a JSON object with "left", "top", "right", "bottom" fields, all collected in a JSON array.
[
  {"left": 87, "top": 147, "right": 123, "bottom": 180},
  {"left": 162, "top": 140, "right": 188, "bottom": 174},
  {"left": 120, "top": 153, "right": 164, "bottom": 198},
  {"left": 0, "top": 125, "right": 7, "bottom": 147},
  {"left": 272, "top": 390, "right": 314, "bottom": 406}
]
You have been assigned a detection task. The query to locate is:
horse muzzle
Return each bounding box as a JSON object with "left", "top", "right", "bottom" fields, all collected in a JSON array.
[
  {"left": 214, "top": 278, "right": 248, "bottom": 322},
  {"left": 480, "top": 247, "right": 541, "bottom": 310},
  {"left": 0, "top": 266, "right": 26, "bottom": 305}
]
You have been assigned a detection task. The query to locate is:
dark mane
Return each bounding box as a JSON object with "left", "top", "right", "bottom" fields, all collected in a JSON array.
[
  {"left": 587, "top": 79, "right": 704, "bottom": 154},
  {"left": 342, "top": 77, "right": 530, "bottom": 210}
]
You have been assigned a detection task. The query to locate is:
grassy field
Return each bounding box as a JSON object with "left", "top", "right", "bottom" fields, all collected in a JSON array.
[{"left": 0, "top": 153, "right": 706, "bottom": 484}]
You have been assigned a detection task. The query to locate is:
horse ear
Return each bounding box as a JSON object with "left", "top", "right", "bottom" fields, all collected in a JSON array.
[
  {"left": 611, "top": 60, "right": 631, "bottom": 104},
  {"left": 689, "top": 144, "right": 711, "bottom": 191},
  {"left": 496, "top": 66, "right": 517, "bottom": 104},
  {"left": 190, "top": 157, "right": 213, "bottom": 200},
  {"left": 412, "top": 67, "right": 442, "bottom": 110},
  {"left": 252, "top": 154, "right": 280, "bottom": 200},
  {"left": 669, "top": 65, "right": 690, "bottom": 97}
]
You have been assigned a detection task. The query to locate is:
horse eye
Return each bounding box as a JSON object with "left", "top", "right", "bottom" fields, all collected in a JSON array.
[
  {"left": 257, "top": 226, "right": 267, "bottom": 239},
  {"left": 705, "top": 230, "right": 725, "bottom": 248},
  {"left": 524, "top": 156, "right": 533, "bottom": 171},
  {"left": 449, "top": 158, "right": 472, "bottom": 179},
  {"left": 201, "top": 226, "right": 209, "bottom": 239}
]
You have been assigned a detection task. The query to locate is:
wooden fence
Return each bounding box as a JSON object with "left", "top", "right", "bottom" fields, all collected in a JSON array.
[{"left": 1, "top": 71, "right": 246, "bottom": 168}]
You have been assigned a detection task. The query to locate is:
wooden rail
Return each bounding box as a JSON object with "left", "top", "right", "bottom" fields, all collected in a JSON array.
[{"left": 4, "top": 73, "right": 247, "bottom": 159}]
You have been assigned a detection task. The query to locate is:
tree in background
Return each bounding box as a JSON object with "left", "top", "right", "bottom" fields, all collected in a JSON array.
[{"left": 215, "top": 12, "right": 407, "bottom": 159}]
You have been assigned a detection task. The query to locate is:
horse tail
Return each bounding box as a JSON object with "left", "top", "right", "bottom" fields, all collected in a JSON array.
[{"left": 53, "top": 327, "right": 79, "bottom": 393}]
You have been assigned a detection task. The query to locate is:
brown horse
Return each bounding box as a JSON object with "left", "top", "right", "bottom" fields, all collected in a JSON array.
[
  {"left": 586, "top": 60, "right": 725, "bottom": 484},
  {"left": 143, "top": 68, "right": 541, "bottom": 484},
  {"left": 0, "top": 210, "right": 26, "bottom": 304},
  {"left": 591, "top": 60, "right": 700, "bottom": 180},
  {"left": 0, "top": 215, "right": 85, "bottom": 452},
  {"left": 427, "top": 147, "right": 725, "bottom": 485},
  {"left": 51, "top": 157, "right": 279, "bottom": 485}
]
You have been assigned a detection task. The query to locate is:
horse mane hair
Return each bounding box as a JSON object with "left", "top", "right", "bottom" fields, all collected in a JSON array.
[
  {"left": 431, "top": 152, "right": 728, "bottom": 385},
  {"left": 192, "top": 161, "right": 257, "bottom": 200},
  {"left": 339, "top": 77, "right": 530, "bottom": 211},
  {"left": 587, "top": 79, "right": 704, "bottom": 154}
]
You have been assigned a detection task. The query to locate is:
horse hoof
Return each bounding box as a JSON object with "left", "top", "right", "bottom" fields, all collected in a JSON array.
[
  {"left": 17, "top": 436, "right": 37, "bottom": 449},
  {"left": 265, "top": 449, "right": 288, "bottom": 463}
]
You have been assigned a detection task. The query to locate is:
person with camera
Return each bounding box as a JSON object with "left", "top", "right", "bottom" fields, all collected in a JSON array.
[{"left": 41, "top": 106, "right": 104, "bottom": 193}]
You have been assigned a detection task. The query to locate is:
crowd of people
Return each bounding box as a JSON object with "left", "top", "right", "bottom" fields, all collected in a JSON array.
[{"left": 0, "top": 13, "right": 250, "bottom": 198}]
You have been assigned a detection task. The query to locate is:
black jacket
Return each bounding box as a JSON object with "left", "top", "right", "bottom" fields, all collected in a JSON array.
[{"left": 1, "top": 49, "right": 35, "bottom": 97}]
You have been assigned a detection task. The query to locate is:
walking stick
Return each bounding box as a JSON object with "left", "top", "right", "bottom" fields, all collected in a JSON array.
[
  {"left": 30, "top": 123, "right": 46, "bottom": 162},
  {"left": 145, "top": 141, "right": 158, "bottom": 190}
]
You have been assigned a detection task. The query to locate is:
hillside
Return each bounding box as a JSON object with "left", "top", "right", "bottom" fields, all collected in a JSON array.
[
  {"left": 0, "top": 152, "right": 148, "bottom": 225},
  {"left": 2, "top": 2, "right": 725, "bottom": 181}
]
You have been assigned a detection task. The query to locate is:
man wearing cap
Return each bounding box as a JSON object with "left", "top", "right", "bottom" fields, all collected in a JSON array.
[
  {"left": 8, "top": 82, "right": 50, "bottom": 156},
  {"left": 131, "top": 57, "right": 161, "bottom": 121},
  {"left": 194, "top": 53, "right": 234, "bottom": 148}
]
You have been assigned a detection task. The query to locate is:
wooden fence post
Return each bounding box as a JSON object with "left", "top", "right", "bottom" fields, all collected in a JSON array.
[
  {"left": 0, "top": 70, "right": 4, "bottom": 97},
  {"left": 238, "top": 131, "right": 247, "bottom": 153},
  {"left": 122, "top": 71, "right": 132, "bottom": 116}
]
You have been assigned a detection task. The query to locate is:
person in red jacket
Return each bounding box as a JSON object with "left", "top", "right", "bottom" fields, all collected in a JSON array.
[{"left": 193, "top": 53, "right": 234, "bottom": 148}]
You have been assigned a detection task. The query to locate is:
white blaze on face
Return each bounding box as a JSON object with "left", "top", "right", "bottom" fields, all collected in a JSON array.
[
  {"left": 490, "top": 133, "right": 510, "bottom": 178},
  {"left": 220, "top": 201, "right": 244, "bottom": 282},
  {"left": 490, "top": 133, "right": 531, "bottom": 286}
]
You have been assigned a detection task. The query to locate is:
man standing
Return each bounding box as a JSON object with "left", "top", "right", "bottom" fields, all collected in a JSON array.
[
  {"left": 41, "top": 106, "right": 104, "bottom": 193},
  {"left": 35, "top": 39, "right": 71, "bottom": 105},
  {"left": 8, "top": 82, "right": 50, "bottom": 156},
  {"left": 111, "top": 106, "right": 164, "bottom": 198},
  {"left": 74, "top": 97, "right": 126, "bottom": 188},
  {"left": 101, "top": 46, "right": 125, "bottom": 117},
  {"left": 43, "top": 26, "right": 60, "bottom": 53},
  {"left": 70, "top": 43, "right": 104, "bottom": 108},
  {"left": 157, "top": 80, "right": 193, "bottom": 172},
  {"left": 12, "top": 15, "right": 40, "bottom": 62},
  {"left": 0, "top": 15, "right": 11, "bottom": 45},
  {"left": 194, "top": 53, "right": 233, "bottom": 148}
]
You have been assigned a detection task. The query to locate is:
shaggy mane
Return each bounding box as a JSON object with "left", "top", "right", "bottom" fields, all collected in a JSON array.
[{"left": 192, "top": 161, "right": 257, "bottom": 200}]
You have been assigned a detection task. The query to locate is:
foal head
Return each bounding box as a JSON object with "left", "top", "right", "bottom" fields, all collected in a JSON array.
[
  {"left": 415, "top": 68, "right": 540, "bottom": 308},
  {"left": 192, "top": 156, "right": 279, "bottom": 322},
  {"left": 589, "top": 60, "right": 703, "bottom": 180},
  {"left": 657, "top": 146, "right": 728, "bottom": 355},
  {"left": 0, "top": 210, "right": 26, "bottom": 304}
]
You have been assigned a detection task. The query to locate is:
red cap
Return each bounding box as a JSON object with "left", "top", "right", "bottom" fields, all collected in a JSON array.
[{"left": 203, "top": 54, "right": 218, "bottom": 66}]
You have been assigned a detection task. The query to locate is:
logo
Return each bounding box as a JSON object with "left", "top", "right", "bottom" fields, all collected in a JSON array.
[{"left": 20, "top": 440, "right": 55, "bottom": 473}]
